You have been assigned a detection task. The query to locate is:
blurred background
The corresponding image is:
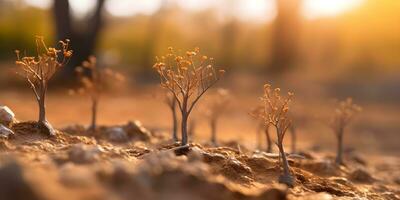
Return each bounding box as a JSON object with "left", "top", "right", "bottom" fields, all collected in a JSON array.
[{"left": 0, "top": 0, "right": 399, "bottom": 155}]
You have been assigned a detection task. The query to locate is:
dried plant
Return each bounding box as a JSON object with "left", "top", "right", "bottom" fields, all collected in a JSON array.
[
  {"left": 330, "top": 98, "right": 362, "bottom": 165},
  {"left": 15, "top": 36, "right": 72, "bottom": 135},
  {"left": 153, "top": 47, "right": 225, "bottom": 146},
  {"left": 250, "top": 105, "right": 272, "bottom": 153},
  {"left": 260, "top": 83, "right": 294, "bottom": 186},
  {"left": 70, "top": 56, "right": 124, "bottom": 132},
  {"left": 165, "top": 92, "right": 178, "bottom": 142},
  {"left": 206, "top": 88, "right": 230, "bottom": 146}
]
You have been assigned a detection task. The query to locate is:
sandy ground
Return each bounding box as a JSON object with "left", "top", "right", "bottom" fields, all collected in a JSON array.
[
  {"left": 0, "top": 121, "right": 399, "bottom": 200},
  {"left": 0, "top": 79, "right": 399, "bottom": 200}
]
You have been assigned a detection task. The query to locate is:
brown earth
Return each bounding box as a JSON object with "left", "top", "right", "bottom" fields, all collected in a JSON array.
[{"left": 0, "top": 121, "right": 399, "bottom": 200}]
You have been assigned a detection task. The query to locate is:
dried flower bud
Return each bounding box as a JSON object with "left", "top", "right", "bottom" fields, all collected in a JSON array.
[{"left": 64, "top": 50, "right": 73, "bottom": 57}]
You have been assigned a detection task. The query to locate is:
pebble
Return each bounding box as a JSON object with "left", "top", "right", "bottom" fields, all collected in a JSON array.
[
  {"left": 0, "top": 124, "right": 14, "bottom": 139},
  {"left": 0, "top": 106, "right": 15, "bottom": 127},
  {"left": 107, "top": 127, "right": 129, "bottom": 142},
  {"left": 68, "top": 144, "right": 101, "bottom": 164}
]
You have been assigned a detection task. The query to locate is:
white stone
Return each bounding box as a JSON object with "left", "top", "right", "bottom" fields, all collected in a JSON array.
[
  {"left": 0, "top": 106, "right": 15, "bottom": 127},
  {"left": 107, "top": 127, "right": 128, "bottom": 142},
  {"left": 68, "top": 144, "right": 100, "bottom": 164},
  {"left": 0, "top": 124, "right": 14, "bottom": 139}
]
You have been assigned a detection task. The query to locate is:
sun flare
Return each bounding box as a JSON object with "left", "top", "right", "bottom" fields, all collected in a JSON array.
[{"left": 303, "top": 0, "right": 364, "bottom": 19}]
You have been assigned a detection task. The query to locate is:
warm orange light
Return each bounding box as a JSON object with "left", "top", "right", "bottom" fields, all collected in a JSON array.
[{"left": 303, "top": 0, "right": 365, "bottom": 19}]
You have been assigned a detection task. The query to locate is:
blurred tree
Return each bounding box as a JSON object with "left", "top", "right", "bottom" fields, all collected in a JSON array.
[
  {"left": 53, "top": 0, "right": 106, "bottom": 81},
  {"left": 270, "top": 0, "right": 302, "bottom": 73},
  {"left": 141, "top": 0, "right": 170, "bottom": 79},
  {"left": 220, "top": 0, "right": 238, "bottom": 69}
]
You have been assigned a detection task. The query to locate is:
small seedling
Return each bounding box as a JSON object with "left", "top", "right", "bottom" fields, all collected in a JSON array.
[
  {"left": 330, "top": 98, "right": 361, "bottom": 165},
  {"left": 260, "top": 84, "right": 294, "bottom": 186},
  {"left": 15, "top": 36, "right": 72, "bottom": 136},
  {"left": 250, "top": 105, "right": 272, "bottom": 153},
  {"left": 71, "top": 56, "right": 124, "bottom": 132},
  {"left": 206, "top": 88, "right": 230, "bottom": 146},
  {"left": 165, "top": 92, "right": 178, "bottom": 142},
  {"left": 153, "top": 47, "right": 224, "bottom": 146}
]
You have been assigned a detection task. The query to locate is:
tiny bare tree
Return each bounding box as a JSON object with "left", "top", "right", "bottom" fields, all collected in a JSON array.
[
  {"left": 330, "top": 98, "right": 361, "bottom": 165},
  {"left": 153, "top": 47, "right": 225, "bottom": 146},
  {"left": 250, "top": 106, "right": 272, "bottom": 153},
  {"left": 15, "top": 36, "right": 72, "bottom": 135},
  {"left": 165, "top": 93, "right": 178, "bottom": 142},
  {"left": 260, "top": 84, "right": 295, "bottom": 186},
  {"left": 71, "top": 56, "right": 124, "bottom": 132},
  {"left": 206, "top": 88, "right": 230, "bottom": 146}
]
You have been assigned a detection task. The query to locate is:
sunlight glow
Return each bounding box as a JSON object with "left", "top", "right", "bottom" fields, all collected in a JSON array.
[
  {"left": 303, "top": 0, "right": 364, "bottom": 19},
  {"left": 105, "top": 0, "right": 161, "bottom": 17},
  {"left": 177, "top": 0, "right": 220, "bottom": 12},
  {"left": 22, "top": 0, "right": 365, "bottom": 22},
  {"left": 236, "top": 0, "right": 276, "bottom": 22},
  {"left": 69, "top": 0, "right": 97, "bottom": 18},
  {"left": 23, "top": 0, "right": 51, "bottom": 9}
]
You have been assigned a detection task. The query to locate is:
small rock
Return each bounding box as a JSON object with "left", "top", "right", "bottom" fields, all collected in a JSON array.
[
  {"left": 107, "top": 127, "right": 128, "bottom": 142},
  {"left": 124, "top": 121, "right": 151, "bottom": 141},
  {"left": 0, "top": 124, "right": 14, "bottom": 139},
  {"left": 349, "top": 168, "right": 375, "bottom": 183},
  {"left": 203, "top": 152, "right": 226, "bottom": 163},
  {"left": 68, "top": 144, "right": 101, "bottom": 164},
  {"left": 0, "top": 106, "right": 15, "bottom": 127},
  {"left": 187, "top": 146, "right": 205, "bottom": 162}
]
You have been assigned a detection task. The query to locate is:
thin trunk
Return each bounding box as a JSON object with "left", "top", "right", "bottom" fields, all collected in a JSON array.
[
  {"left": 181, "top": 114, "right": 188, "bottom": 146},
  {"left": 266, "top": 127, "right": 272, "bottom": 153},
  {"left": 37, "top": 87, "right": 55, "bottom": 136},
  {"left": 278, "top": 144, "right": 290, "bottom": 176},
  {"left": 210, "top": 118, "right": 217, "bottom": 145},
  {"left": 278, "top": 141, "right": 294, "bottom": 187},
  {"left": 335, "top": 128, "right": 344, "bottom": 164},
  {"left": 90, "top": 98, "right": 98, "bottom": 131},
  {"left": 38, "top": 85, "right": 47, "bottom": 123},
  {"left": 171, "top": 103, "right": 178, "bottom": 141},
  {"left": 180, "top": 98, "right": 189, "bottom": 146},
  {"left": 38, "top": 97, "right": 46, "bottom": 123}
]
